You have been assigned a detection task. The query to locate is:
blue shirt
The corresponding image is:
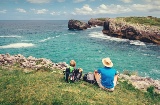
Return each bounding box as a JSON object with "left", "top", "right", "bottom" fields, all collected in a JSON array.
[{"left": 98, "top": 67, "right": 117, "bottom": 88}]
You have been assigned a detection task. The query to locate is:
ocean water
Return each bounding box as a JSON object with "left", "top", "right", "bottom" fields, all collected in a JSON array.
[{"left": 0, "top": 20, "right": 160, "bottom": 80}]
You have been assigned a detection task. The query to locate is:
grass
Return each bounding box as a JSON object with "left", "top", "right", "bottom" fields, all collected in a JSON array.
[
  {"left": 0, "top": 67, "right": 160, "bottom": 105},
  {"left": 117, "top": 16, "right": 160, "bottom": 27}
]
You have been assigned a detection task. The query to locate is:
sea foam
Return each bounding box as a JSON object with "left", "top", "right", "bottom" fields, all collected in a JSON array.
[
  {"left": 130, "top": 40, "right": 146, "bottom": 46},
  {"left": 0, "top": 35, "right": 21, "bottom": 38},
  {"left": 89, "top": 32, "right": 128, "bottom": 42},
  {"left": 0, "top": 43, "right": 35, "bottom": 48},
  {"left": 39, "top": 37, "right": 51, "bottom": 42}
]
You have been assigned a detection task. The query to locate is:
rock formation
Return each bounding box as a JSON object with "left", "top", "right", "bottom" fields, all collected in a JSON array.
[
  {"left": 68, "top": 19, "right": 91, "bottom": 30},
  {"left": 102, "top": 18, "right": 160, "bottom": 45},
  {"left": 119, "top": 74, "right": 160, "bottom": 94},
  {"left": 88, "top": 18, "right": 105, "bottom": 26},
  {"left": 0, "top": 53, "right": 68, "bottom": 72}
]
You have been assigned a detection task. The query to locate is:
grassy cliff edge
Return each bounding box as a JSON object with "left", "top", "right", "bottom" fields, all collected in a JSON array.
[{"left": 0, "top": 66, "right": 160, "bottom": 105}]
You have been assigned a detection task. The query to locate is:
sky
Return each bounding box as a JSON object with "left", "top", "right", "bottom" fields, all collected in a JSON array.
[{"left": 0, "top": 0, "right": 160, "bottom": 20}]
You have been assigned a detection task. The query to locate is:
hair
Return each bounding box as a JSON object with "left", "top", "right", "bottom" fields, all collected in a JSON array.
[{"left": 70, "top": 60, "right": 76, "bottom": 67}]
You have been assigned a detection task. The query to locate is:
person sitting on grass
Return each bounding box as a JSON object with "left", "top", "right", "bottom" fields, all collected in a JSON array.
[
  {"left": 64, "top": 60, "right": 83, "bottom": 83},
  {"left": 94, "top": 57, "right": 118, "bottom": 92}
]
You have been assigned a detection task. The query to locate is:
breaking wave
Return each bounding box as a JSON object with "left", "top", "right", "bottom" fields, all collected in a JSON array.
[
  {"left": 0, "top": 35, "right": 21, "bottom": 38},
  {"left": 0, "top": 43, "right": 35, "bottom": 48},
  {"left": 89, "top": 31, "right": 129, "bottom": 42}
]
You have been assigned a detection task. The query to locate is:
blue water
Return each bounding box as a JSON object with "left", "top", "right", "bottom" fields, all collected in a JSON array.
[{"left": 0, "top": 20, "right": 160, "bottom": 80}]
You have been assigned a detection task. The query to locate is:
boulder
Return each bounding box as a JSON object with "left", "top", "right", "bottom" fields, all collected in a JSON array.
[{"left": 68, "top": 19, "right": 91, "bottom": 30}]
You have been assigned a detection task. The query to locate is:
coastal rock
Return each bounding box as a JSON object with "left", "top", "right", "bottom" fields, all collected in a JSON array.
[
  {"left": 102, "top": 19, "right": 160, "bottom": 45},
  {"left": 119, "top": 74, "right": 160, "bottom": 94},
  {"left": 88, "top": 18, "right": 105, "bottom": 27},
  {"left": 68, "top": 19, "right": 91, "bottom": 30},
  {"left": 0, "top": 53, "right": 68, "bottom": 71}
]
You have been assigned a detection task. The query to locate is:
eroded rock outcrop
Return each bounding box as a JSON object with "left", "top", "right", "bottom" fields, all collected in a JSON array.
[
  {"left": 0, "top": 53, "right": 68, "bottom": 72},
  {"left": 68, "top": 19, "right": 91, "bottom": 30},
  {"left": 88, "top": 18, "right": 105, "bottom": 27},
  {"left": 119, "top": 74, "right": 160, "bottom": 94},
  {"left": 102, "top": 18, "right": 160, "bottom": 44}
]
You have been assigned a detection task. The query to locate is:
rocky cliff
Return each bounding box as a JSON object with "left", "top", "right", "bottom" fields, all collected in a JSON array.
[
  {"left": 68, "top": 17, "right": 160, "bottom": 45},
  {"left": 102, "top": 18, "right": 160, "bottom": 45}
]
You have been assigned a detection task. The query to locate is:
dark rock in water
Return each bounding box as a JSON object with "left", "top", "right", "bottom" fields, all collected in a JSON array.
[
  {"left": 102, "top": 19, "right": 160, "bottom": 45},
  {"left": 68, "top": 19, "right": 91, "bottom": 30},
  {"left": 88, "top": 18, "right": 105, "bottom": 27}
]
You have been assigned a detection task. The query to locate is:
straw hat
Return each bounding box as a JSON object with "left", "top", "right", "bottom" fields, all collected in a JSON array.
[{"left": 102, "top": 57, "right": 113, "bottom": 67}]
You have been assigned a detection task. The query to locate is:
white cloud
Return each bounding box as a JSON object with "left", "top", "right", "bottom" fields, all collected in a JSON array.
[
  {"left": 120, "top": 0, "right": 132, "bottom": 3},
  {"left": 37, "top": 9, "right": 48, "bottom": 14},
  {"left": 16, "top": 8, "right": 26, "bottom": 13},
  {"left": 73, "top": 0, "right": 86, "bottom": 3},
  {"left": 50, "top": 11, "right": 67, "bottom": 15},
  {"left": 0, "top": 9, "right": 7, "bottom": 13},
  {"left": 74, "top": 4, "right": 93, "bottom": 15},
  {"left": 31, "top": 9, "right": 48, "bottom": 14},
  {"left": 73, "top": 4, "right": 132, "bottom": 15},
  {"left": 27, "top": 0, "right": 51, "bottom": 3},
  {"left": 131, "top": 3, "right": 160, "bottom": 12}
]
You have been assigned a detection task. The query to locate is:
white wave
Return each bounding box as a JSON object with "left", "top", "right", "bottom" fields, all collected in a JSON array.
[
  {"left": 157, "top": 56, "right": 160, "bottom": 59},
  {"left": 56, "top": 35, "right": 60, "bottom": 37},
  {"left": 39, "top": 37, "right": 51, "bottom": 42},
  {"left": 89, "top": 32, "right": 129, "bottom": 42},
  {"left": 69, "top": 33, "right": 76, "bottom": 35},
  {"left": 130, "top": 40, "right": 146, "bottom": 46},
  {"left": 0, "top": 43, "right": 35, "bottom": 48},
  {"left": 0, "top": 35, "right": 21, "bottom": 38},
  {"left": 21, "top": 40, "right": 33, "bottom": 42},
  {"left": 88, "top": 26, "right": 102, "bottom": 29}
]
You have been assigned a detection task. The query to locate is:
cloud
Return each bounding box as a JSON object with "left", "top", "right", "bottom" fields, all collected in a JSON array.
[
  {"left": 131, "top": 3, "right": 160, "bottom": 12},
  {"left": 73, "top": 0, "right": 86, "bottom": 3},
  {"left": 50, "top": 11, "right": 67, "bottom": 15},
  {"left": 16, "top": 8, "right": 26, "bottom": 13},
  {"left": 27, "top": 0, "right": 51, "bottom": 3},
  {"left": 31, "top": 9, "right": 48, "bottom": 14},
  {"left": 0, "top": 9, "right": 7, "bottom": 13},
  {"left": 73, "top": 4, "right": 132, "bottom": 15},
  {"left": 74, "top": 4, "right": 93, "bottom": 15},
  {"left": 120, "top": 0, "right": 132, "bottom": 3}
]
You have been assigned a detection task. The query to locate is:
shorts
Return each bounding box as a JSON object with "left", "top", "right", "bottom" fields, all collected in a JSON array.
[{"left": 97, "top": 78, "right": 116, "bottom": 92}]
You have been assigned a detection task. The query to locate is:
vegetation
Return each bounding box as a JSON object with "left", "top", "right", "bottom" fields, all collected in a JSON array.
[
  {"left": 97, "top": 18, "right": 106, "bottom": 21},
  {"left": 0, "top": 67, "right": 160, "bottom": 105},
  {"left": 117, "top": 16, "right": 160, "bottom": 27}
]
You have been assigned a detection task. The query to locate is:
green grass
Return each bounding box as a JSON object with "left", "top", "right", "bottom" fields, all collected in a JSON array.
[
  {"left": 117, "top": 16, "right": 160, "bottom": 27},
  {"left": 0, "top": 67, "right": 160, "bottom": 105}
]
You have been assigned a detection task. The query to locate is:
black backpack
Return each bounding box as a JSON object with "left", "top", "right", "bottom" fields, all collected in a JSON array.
[
  {"left": 83, "top": 72, "right": 96, "bottom": 84},
  {"left": 64, "top": 68, "right": 82, "bottom": 83}
]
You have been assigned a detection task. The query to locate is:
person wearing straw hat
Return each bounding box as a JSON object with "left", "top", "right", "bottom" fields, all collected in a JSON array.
[{"left": 94, "top": 57, "right": 118, "bottom": 91}]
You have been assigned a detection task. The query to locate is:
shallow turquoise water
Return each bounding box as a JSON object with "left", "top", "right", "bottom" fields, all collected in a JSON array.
[{"left": 0, "top": 20, "right": 160, "bottom": 79}]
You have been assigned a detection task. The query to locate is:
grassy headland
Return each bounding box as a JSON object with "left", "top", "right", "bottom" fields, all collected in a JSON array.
[
  {"left": 97, "top": 16, "right": 160, "bottom": 27},
  {"left": 117, "top": 16, "right": 160, "bottom": 27},
  {"left": 0, "top": 67, "right": 160, "bottom": 105}
]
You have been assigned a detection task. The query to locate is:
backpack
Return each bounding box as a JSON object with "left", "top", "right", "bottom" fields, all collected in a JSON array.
[
  {"left": 83, "top": 72, "right": 96, "bottom": 84},
  {"left": 64, "top": 67, "right": 82, "bottom": 83}
]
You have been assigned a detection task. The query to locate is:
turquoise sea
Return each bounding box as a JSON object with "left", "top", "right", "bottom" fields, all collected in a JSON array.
[{"left": 0, "top": 20, "right": 160, "bottom": 79}]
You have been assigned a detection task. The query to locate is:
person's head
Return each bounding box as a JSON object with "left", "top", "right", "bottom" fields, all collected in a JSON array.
[
  {"left": 70, "top": 60, "right": 76, "bottom": 67},
  {"left": 102, "top": 57, "right": 113, "bottom": 67}
]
